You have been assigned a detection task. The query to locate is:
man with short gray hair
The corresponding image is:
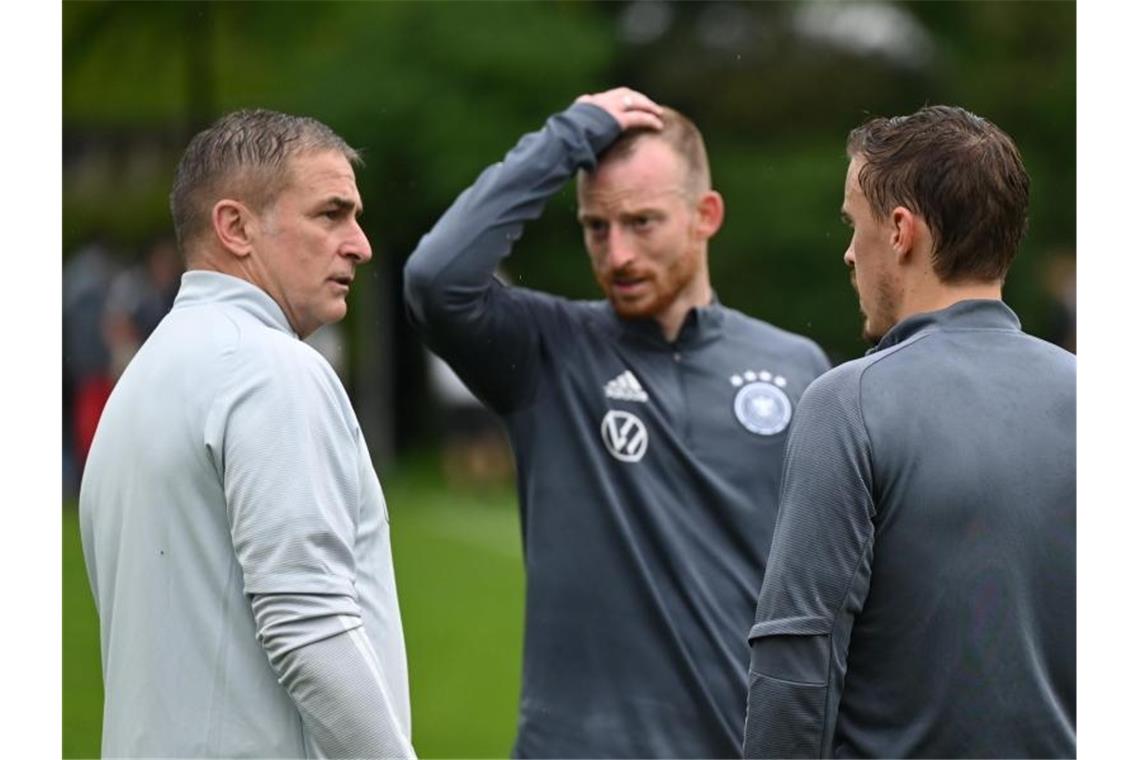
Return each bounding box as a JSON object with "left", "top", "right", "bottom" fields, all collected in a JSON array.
[
  {"left": 80, "top": 109, "right": 415, "bottom": 758},
  {"left": 742, "top": 106, "right": 1075, "bottom": 758}
]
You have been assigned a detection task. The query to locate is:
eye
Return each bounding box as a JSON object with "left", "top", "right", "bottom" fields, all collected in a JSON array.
[
  {"left": 628, "top": 214, "right": 657, "bottom": 233},
  {"left": 583, "top": 219, "right": 608, "bottom": 236}
]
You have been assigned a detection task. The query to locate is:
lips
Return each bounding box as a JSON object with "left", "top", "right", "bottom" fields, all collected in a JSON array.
[
  {"left": 611, "top": 274, "right": 649, "bottom": 294},
  {"left": 329, "top": 274, "right": 354, "bottom": 287}
]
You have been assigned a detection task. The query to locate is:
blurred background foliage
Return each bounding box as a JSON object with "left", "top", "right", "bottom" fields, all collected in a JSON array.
[
  {"left": 63, "top": 0, "right": 1076, "bottom": 454},
  {"left": 62, "top": 1, "right": 1075, "bottom": 756}
]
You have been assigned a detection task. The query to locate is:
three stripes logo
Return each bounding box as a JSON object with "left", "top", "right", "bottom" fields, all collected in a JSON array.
[
  {"left": 601, "top": 410, "right": 648, "bottom": 462},
  {"left": 604, "top": 370, "right": 648, "bottom": 403}
]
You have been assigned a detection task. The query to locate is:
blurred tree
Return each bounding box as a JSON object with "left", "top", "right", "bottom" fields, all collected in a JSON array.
[
  {"left": 63, "top": 0, "right": 618, "bottom": 456},
  {"left": 563, "top": 0, "right": 1078, "bottom": 361},
  {"left": 63, "top": 0, "right": 1075, "bottom": 448}
]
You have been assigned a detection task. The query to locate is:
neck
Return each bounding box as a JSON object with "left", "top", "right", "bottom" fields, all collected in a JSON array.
[
  {"left": 897, "top": 276, "right": 1003, "bottom": 324},
  {"left": 656, "top": 271, "right": 713, "bottom": 342},
  {"left": 188, "top": 247, "right": 270, "bottom": 297},
  {"left": 186, "top": 245, "right": 236, "bottom": 278}
]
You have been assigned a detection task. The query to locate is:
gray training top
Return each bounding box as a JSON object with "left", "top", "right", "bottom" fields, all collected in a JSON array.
[
  {"left": 80, "top": 272, "right": 412, "bottom": 758},
  {"left": 405, "top": 103, "right": 829, "bottom": 758},
  {"left": 743, "top": 300, "right": 1076, "bottom": 758}
]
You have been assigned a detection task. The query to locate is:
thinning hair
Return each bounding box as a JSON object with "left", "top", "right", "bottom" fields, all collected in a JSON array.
[
  {"left": 583, "top": 106, "right": 712, "bottom": 197},
  {"left": 169, "top": 109, "right": 361, "bottom": 256},
  {"left": 847, "top": 105, "right": 1030, "bottom": 283}
]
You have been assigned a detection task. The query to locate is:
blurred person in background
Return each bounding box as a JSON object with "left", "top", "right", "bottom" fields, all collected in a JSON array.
[
  {"left": 743, "top": 106, "right": 1075, "bottom": 758},
  {"left": 102, "top": 234, "right": 182, "bottom": 379},
  {"left": 63, "top": 239, "right": 117, "bottom": 483},
  {"left": 80, "top": 109, "right": 415, "bottom": 758},
  {"left": 405, "top": 87, "right": 829, "bottom": 757},
  {"left": 1043, "top": 246, "right": 1076, "bottom": 353}
]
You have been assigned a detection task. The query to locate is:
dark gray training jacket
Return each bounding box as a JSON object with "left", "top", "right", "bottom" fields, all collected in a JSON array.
[
  {"left": 743, "top": 300, "right": 1076, "bottom": 758},
  {"left": 404, "top": 103, "right": 829, "bottom": 758}
]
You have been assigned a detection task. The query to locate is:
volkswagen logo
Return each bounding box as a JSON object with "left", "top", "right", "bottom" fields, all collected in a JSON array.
[{"left": 600, "top": 410, "right": 649, "bottom": 462}]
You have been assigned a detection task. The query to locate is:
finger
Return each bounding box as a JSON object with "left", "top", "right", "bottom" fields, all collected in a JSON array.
[
  {"left": 619, "top": 90, "right": 664, "bottom": 116},
  {"left": 621, "top": 112, "right": 665, "bottom": 132},
  {"left": 573, "top": 89, "right": 663, "bottom": 129}
]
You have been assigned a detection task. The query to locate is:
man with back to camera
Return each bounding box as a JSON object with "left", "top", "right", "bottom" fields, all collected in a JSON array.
[
  {"left": 742, "top": 106, "right": 1075, "bottom": 758},
  {"left": 79, "top": 109, "right": 416, "bottom": 758},
  {"left": 404, "top": 87, "right": 830, "bottom": 757}
]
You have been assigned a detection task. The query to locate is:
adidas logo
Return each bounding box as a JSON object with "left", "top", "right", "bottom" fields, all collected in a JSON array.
[{"left": 604, "top": 370, "right": 649, "bottom": 403}]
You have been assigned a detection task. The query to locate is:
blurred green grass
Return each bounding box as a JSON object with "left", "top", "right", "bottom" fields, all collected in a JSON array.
[{"left": 63, "top": 455, "right": 525, "bottom": 758}]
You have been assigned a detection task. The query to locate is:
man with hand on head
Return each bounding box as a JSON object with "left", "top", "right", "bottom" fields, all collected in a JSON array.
[
  {"left": 405, "top": 88, "right": 829, "bottom": 757},
  {"left": 80, "top": 109, "right": 415, "bottom": 758},
  {"left": 742, "top": 106, "right": 1075, "bottom": 758}
]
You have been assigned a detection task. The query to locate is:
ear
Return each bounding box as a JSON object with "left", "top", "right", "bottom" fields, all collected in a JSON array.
[
  {"left": 211, "top": 199, "right": 257, "bottom": 259},
  {"left": 694, "top": 190, "right": 725, "bottom": 240},
  {"left": 889, "top": 206, "right": 918, "bottom": 264}
]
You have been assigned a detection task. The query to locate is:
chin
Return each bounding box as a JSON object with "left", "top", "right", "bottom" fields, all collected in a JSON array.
[
  {"left": 609, "top": 297, "right": 659, "bottom": 321},
  {"left": 860, "top": 314, "right": 883, "bottom": 345},
  {"left": 605, "top": 280, "right": 671, "bottom": 319},
  {"left": 320, "top": 304, "right": 348, "bottom": 327},
  {"left": 863, "top": 315, "right": 901, "bottom": 345}
]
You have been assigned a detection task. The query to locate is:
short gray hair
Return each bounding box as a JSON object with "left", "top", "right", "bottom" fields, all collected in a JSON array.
[{"left": 169, "top": 109, "right": 361, "bottom": 254}]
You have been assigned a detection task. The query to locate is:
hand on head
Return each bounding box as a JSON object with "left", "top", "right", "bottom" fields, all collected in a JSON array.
[{"left": 576, "top": 87, "right": 664, "bottom": 132}]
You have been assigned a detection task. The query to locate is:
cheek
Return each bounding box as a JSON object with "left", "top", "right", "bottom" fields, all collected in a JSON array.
[
  {"left": 643, "top": 227, "right": 679, "bottom": 260},
  {"left": 585, "top": 242, "right": 606, "bottom": 272},
  {"left": 852, "top": 230, "right": 884, "bottom": 272},
  {"left": 851, "top": 254, "right": 876, "bottom": 299}
]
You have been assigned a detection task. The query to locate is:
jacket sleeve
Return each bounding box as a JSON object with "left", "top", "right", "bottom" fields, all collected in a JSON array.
[
  {"left": 743, "top": 365, "right": 876, "bottom": 758},
  {"left": 403, "top": 102, "right": 621, "bottom": 414},
  {"left": 210, "top": 342, "right": 414, "bottom": 757},
  {"left": 251, "top": 594, "right": 416, "bottom": 758}
]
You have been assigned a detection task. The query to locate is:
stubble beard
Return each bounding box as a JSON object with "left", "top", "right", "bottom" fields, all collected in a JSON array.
[
  {"left": 607, "top": 257, "right": 698, "bottom": 322},
  {"left": 860, "top": 275, "right": 900, "bottom": 346},
  {"left": 606, "top": 274, "right": 663, "bottom": 320},
  {"left": 597, "top": 234, "right": 706, "bottom": 322}
]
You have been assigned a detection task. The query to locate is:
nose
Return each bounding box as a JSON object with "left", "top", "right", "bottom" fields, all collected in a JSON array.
[
  {"left": 345, "top": 220, "right": 373, "bottom": 264},
  {"left": 843, "top": 243, "right": 855, "bottom": 269},
  {"left": 605, "top": 228, "right": 636, "bottom": 271}
]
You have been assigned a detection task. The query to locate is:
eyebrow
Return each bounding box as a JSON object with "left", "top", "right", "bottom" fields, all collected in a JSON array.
[
  {"left": 327, "top": 196, "right": 364, "bottom": 218},
  {"left": 577, "top": 207, "right": 664, "bottom": 223}
]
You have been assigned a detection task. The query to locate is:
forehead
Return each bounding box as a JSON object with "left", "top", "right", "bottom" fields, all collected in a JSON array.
[
  {"left": 578, "top": 138, "right": 688, "bottom": 209},
  {"left": 843, "top": 155, "right": 867, "bottom": 205},
  {"left": 281, "top": 150, "right": 360, "bottom": 202}
]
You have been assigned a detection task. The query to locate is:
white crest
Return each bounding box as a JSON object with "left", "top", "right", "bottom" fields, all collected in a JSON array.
[
  {"left": 733, "top": 381, "right": 792, "bottom": 436},
  {"left": 600, "top": 410, "right": 649, "bottom": 462}
]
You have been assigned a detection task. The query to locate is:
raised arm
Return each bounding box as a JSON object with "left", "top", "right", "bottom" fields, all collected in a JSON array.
[{"left": 403, "top": 88, "right": 662, "bottom": 413}]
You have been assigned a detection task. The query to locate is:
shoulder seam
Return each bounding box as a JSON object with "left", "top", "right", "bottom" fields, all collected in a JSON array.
[{"left": 852, "top": 331, "right": 936, "bottom": 467}]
